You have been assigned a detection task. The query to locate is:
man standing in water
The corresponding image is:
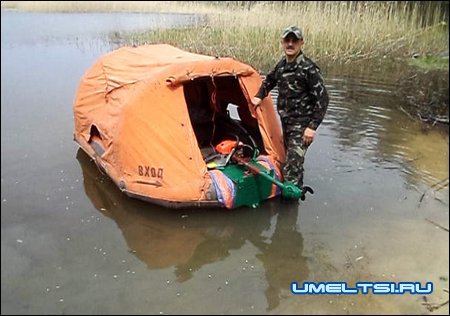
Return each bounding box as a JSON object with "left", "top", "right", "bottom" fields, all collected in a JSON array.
[{"left": 251, "top": 25, "right": 329, "bottom": 200}]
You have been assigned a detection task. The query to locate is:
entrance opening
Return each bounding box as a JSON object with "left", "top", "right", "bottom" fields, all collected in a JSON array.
[{"left": 183, "top": 76, "right": 265, "bottom": 159}]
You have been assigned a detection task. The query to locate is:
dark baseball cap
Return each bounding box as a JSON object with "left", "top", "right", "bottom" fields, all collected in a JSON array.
[{"left": 281, "top": 25, "right": 304, "bottom": 40}]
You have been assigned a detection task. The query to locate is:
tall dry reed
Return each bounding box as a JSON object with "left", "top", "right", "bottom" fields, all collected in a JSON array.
[{"left": 2, "top": 1, "right": 448, "bottom": 71}]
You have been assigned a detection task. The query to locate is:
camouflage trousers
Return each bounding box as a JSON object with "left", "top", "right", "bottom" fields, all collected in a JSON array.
[{"left": 282, "top": 123, "right": 309, "bottom": 188}]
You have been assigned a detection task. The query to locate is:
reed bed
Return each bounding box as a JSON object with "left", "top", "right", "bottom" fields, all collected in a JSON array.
[{"left": 2, "top": 1, "right": 448, "bottom": 72}]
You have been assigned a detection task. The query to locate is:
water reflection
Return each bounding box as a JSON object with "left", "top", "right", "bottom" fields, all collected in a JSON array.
[
  {"left": 323, "top": 61, "right": 448, "bottom": 187},
  {"left": 76, "top": 148, "right": 308, "bottom": 311},
  {"left": 325, "top": 58, "right": 449, "bottom": 127}
]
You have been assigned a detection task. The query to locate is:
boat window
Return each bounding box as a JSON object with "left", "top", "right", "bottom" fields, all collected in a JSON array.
[{"left": 88, "top": 125, "right": 105, "bottom": 156}]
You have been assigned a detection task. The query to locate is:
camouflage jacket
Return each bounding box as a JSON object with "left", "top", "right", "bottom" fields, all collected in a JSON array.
[{"left": 255, "top": 52, "right": 329, "bottom": 130}]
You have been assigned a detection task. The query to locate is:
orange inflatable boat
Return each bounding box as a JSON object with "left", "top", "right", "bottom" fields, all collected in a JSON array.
[{"left": 73, "top": 44, "right": 286, "bottom": 209}]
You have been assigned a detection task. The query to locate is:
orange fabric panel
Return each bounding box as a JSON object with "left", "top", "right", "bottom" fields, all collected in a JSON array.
[
  {"left": 115, "top": 81, "right": 207, "bottom": 201},
  {"left": 239, "top": 75, "right": 286, "bottom": 163}
]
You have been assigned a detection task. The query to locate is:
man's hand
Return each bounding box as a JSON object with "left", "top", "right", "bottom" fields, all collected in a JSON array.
[
  {"left": 303, "top": 127, "right": 316, "bottom": 145},
  {"left": 251, "top": 97, "right": 262, "bottom": 108}
]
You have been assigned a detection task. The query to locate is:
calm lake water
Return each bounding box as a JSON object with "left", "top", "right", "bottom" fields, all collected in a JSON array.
[{"left": 1, "top": 10, "right": 448, "bottom": 315}]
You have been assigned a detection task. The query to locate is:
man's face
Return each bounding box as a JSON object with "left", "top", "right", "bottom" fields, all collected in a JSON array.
[{"left": 282, "top": 34, "right": 303, "bottom": 58}]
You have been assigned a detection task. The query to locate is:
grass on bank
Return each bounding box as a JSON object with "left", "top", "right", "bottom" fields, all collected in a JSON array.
[
  {"left": 408, "top": 56, "right": 449, "bottom": 71},
  {"left": 2, "top": 1, "right": 448, "bottom": 72}
]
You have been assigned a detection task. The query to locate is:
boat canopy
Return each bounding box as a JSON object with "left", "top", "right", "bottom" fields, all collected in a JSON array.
[{"left": 73, "top": 44, "right": 285, "bottom": 208}]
